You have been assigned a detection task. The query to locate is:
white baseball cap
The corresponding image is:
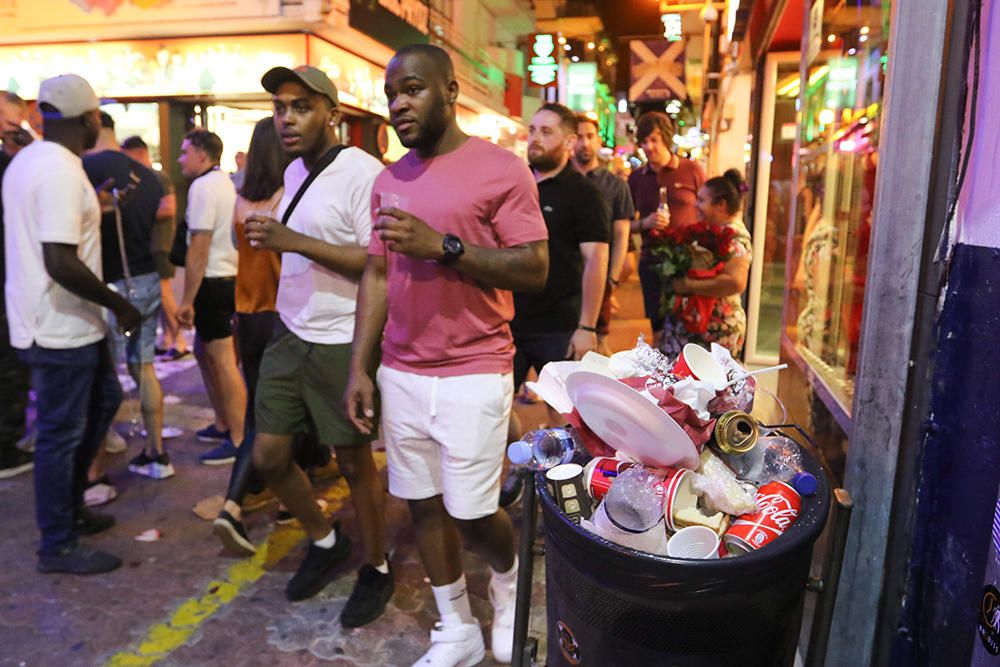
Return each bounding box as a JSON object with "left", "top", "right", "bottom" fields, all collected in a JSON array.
[{"left": 37, "top": 73, "right": 100, "bottom": 118}]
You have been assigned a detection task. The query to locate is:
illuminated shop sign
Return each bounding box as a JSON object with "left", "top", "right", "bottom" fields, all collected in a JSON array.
[
  {"left": 527, "top": 34, "right": 559, "bottom": 87},
  {"left": 0, "top": 34, "right": 389, "bottom": 116},
  {"left": 661, "top": 13, "right": 683, "bottom": 42},
  {"left": 566, "top": 62, "right": 597, "bottom": 112}
]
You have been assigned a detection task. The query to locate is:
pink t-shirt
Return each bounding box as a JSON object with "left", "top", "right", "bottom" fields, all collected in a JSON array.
[{"left": 369, "top": 137, "right": 547, "bottom": 377}]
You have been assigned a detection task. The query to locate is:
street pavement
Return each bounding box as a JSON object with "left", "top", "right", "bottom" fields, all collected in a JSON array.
[{"left": 0, "top": 357, "right": 549, "bottom": 667}]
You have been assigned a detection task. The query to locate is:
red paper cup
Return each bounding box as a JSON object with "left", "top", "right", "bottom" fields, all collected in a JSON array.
[
  {"left": 662, "top": 468, "right": 695, "bottom": 531},
  {"left": 672, "top": 343, "right": 727, "bottom": 389},
  {"left": 672, "top": 348, "right": 695, "bottom": 379},
  {"left": 584, "top": 457, "right": 640, "bottom": 502},
  {"left": 724, "top": 481, "right": 802, "bottom": 554}
]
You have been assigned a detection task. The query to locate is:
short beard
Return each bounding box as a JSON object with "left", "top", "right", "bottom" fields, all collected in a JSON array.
[{"left": 528, "top": 148, "right": 563, "bottom": 172}]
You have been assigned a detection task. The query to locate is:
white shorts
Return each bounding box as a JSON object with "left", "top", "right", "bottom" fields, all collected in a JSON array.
[{"left": 376, "top": 365, "right": 514, "bottom": 520}]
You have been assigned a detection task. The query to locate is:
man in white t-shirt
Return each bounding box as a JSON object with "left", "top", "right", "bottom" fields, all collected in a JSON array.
[
  {"left": 175, "top": 129, "right": 246, "bottom": 465},
  {"left": 213, "top": 65, "right": 392, "bottom": 627},
  {"left": 3, "top": 74, "right": 140, "bottom": 575}
]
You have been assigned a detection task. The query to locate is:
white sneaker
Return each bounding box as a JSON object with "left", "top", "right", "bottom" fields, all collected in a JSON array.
[
  {"left": 103, "top": 430, "right": 127, "bottom": 454},
  {"left": 84, "top": 482, "right": 118, "bottom": 507},
  {"left": 488, "top": 575, "right": 517, "bottom": 663},
  {"left": 410, "top": 622, "right": 485, "bottom": 667}
]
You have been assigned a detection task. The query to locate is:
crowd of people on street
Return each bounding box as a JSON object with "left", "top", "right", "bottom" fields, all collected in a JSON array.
[{"left": 0, "top": 43, "right": 753, "bottom": 666}]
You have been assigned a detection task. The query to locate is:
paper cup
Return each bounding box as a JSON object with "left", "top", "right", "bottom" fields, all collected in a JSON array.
[
  {"left": 546, "top": 463, "right": 592, "bottom": 524},
  {"left": 673, "top": 344, "right": 727, "bottom": 390},
  {"left": 667, "top": 525, "right": 721, "bottom": 559},
  {"left": 662, "top": 468, "right": 697, "bottom": 531}
]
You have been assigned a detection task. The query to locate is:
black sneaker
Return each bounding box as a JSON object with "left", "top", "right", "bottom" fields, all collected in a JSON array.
[
  {"left": 127, "top": 451, "right": 151, "bottom": 472},
  {"left": 75, "top": 506, "right": 115, "bottom": 536},
  {"left": 212, "top": 510, "right": 256, "bottom": 557},
  {"left": 38, "top": 544, "right": 122, "bottom": 575},
  {"left": 285, "top": 523, "right": 352, "bottom": 601},
  {"left": 341, "top": 561, "right": 395, "bottom": 628},
  {"left": 0, "top": 448, "right": 33, "bottom": 480},
  {"left": 499, "top": 471, "right": 524, "bottom": 508}
]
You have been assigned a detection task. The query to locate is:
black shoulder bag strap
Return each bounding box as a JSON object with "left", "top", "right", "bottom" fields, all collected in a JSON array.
[{"left": 281, "top": 145, "right": 347, "bottom": 226}]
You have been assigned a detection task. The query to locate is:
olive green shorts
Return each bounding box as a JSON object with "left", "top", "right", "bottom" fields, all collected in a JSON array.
[{"left": 255, "top": 321, "right": 378, "bottom": 447}]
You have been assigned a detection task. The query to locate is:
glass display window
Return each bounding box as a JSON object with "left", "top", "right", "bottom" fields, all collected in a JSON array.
[
  {"left": 784, "top": 0, "right": 891, "bottom": 414},
  {"left": 745, "top": 52, "right": 801, "bottom": 365}
]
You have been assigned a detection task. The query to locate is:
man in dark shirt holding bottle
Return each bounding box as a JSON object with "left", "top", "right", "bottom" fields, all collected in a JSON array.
[
  {"left": 627, "top": 112, "right": 706, "bottom": 342},
  {"left": 83, "top": 112, "right": 172, "bottom": 480}
]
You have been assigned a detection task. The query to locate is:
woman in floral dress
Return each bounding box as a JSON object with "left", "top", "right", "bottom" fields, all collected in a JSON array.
[{"left": 660, "top": 169, "right": 752, "bottom": 358}]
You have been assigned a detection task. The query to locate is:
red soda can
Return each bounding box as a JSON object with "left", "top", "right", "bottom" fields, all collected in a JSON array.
[
  {"left": 724, "top": 481, "right": 801, "bottom": 554},
  {"left": 583, "top": 457, "right": 640, "bottom": 502}
]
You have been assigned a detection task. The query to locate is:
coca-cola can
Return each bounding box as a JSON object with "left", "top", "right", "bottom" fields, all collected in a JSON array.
[
  {"left": 583, "top": 457, "right": 640, "bottom": 502},
  {"left": 724, "top": 481, "right": 802, "bottom": 554}
]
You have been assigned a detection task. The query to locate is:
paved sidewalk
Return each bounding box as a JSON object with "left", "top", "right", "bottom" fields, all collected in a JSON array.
[{"left": 0, "top": 359, "right": 548, "bottom": 667}]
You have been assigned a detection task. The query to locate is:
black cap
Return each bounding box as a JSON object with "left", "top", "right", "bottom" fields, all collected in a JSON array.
[{"left": 261, "top": 65, "right": 339, "bottom": 107}]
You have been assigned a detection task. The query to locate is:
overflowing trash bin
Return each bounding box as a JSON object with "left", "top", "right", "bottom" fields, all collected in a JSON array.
[
  {"left": 506, "top": 339, "right": 834, "bottom": 666},
  {"left": 537, "top": 444, "right": 829, "bottom": 666}
]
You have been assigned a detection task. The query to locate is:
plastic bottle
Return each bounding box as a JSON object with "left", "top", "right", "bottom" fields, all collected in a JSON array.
[
  {"left": 719, "top": 436, "right": 818, "bottom": 496},
  {"left": 507, "top": 427, "right": 588, "bottom": 470},
  {"left": 583, "top": 466, "right": 670, "bottom": 555}
]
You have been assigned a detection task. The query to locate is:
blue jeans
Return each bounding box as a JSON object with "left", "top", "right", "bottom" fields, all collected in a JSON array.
[{"left": 18, "top": 339, "right": 122, "bottom": 555}]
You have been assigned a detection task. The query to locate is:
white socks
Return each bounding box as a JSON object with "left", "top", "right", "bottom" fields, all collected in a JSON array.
[
  {"left": 491, "top": 557, "right": 518, "bottom": 589},
  {"left": 432, "top": 574, "right": 475, "bottom": 627},
  {"left": 313, "top": 530, "right": 336, "bottom": 549}
]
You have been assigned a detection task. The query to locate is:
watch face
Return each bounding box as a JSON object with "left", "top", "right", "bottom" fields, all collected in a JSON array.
[{"left": 444, "top": 235, "right": 464, "bottom": 255}]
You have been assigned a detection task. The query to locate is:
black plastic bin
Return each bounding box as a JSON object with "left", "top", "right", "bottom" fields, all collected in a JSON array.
[{"left": 537, "top": 449, "right": 830, "bottom": 667}]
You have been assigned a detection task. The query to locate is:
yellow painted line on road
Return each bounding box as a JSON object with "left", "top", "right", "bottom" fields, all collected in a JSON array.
[{"left": 104, "top": 453, "right": 384, "bottom": 667}]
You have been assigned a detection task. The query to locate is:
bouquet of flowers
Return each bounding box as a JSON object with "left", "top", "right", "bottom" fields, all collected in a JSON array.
[{"left": 651, "top": 223, "right": 738, "bottom": 335}]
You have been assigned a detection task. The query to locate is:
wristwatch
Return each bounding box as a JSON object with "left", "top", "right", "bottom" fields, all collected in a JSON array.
[{"left": 440, "top": 233, "right": 465, "bottom": 266}]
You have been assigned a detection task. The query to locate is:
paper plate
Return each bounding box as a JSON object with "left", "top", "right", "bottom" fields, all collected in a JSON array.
[{"left": 565, "top": 371, "right": 700, "bottom": 470}]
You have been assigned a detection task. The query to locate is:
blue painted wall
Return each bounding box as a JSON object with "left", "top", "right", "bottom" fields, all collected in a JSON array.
[{"left": 893, "top": 243, "right": 1000, "bottom": 665}]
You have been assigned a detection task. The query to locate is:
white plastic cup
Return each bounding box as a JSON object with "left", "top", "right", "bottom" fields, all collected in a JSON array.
[{"left": 667, "top": 525, "right": 721, "bottom": 559}]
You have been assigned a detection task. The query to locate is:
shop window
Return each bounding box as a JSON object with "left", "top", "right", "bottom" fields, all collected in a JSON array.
[
  {"left": 784, "top": 0, "right": 891, "bottom": 413},
  {"left": 745, "top": 53, "right": 800, "bottom": 365}
]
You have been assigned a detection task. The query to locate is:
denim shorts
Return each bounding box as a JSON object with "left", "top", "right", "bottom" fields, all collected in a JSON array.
[{"left": 108, "top": 271, "right": 161, "bottom": 364}]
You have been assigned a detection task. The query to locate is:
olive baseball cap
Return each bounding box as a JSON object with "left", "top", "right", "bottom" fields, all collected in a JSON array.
[{"left": 261, "top": 65, "right": 339, "bottom": 107}]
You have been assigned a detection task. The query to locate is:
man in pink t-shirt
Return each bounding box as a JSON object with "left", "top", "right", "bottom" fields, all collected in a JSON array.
[{"left": 346, "top": 45, "right": 548, "bottom": 666}]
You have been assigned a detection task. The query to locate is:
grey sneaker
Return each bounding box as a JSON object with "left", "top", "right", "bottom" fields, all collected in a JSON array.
[{"left": 38, "top": 545, "right": 122, "bottom": 575}]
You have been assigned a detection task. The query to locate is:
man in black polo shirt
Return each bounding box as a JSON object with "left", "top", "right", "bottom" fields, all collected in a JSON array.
[
  {"left": 513, "top": 102, "right": 609, "bottom": 391},
  {"left": 572, "top": 114, "right": 636, "bottom": 355}
]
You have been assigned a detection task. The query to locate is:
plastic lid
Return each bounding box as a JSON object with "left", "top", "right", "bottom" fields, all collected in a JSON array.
[
  {"left": 507, "top": 441, "right": 533, "bottom": 466},
  {"left": 792, "top": 471, "right": 818, "bottom": 496}
]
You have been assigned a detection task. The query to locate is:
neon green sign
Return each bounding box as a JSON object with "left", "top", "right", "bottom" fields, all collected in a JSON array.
[{"left": 527, "top": 34, "right": 559, "bottom": 87}]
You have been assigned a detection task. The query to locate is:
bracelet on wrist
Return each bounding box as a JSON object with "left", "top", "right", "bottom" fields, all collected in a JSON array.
[
  {"left": 578, "top": 325, "right": 598, "bottom": 333},
  {"left": 608, "top": 277, "right": 621, "bottom": 287}
]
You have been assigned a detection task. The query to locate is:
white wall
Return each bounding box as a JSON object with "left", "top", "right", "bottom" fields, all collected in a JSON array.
[
  {"left": 955, "top": 0, "right": 1000, "bottom": 249},
  {"left": 709, "top": 69, "right": 752, "bottom": 177}
]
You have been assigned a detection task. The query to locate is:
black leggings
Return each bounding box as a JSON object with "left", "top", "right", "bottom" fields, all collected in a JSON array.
[
  {"left": 225, "top": 312, "right": 328, "bottom": 503},
  {"left": 226, "top": 312, "right": 277, "bottom": 502}
]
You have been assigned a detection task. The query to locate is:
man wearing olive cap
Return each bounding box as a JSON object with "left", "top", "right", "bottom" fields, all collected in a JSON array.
[
  {"left": 3, "top": 73, "right": 140, "bottom": 575},
  {"left": 212, "top": 65, "right": 392, "bottom": 626}
]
